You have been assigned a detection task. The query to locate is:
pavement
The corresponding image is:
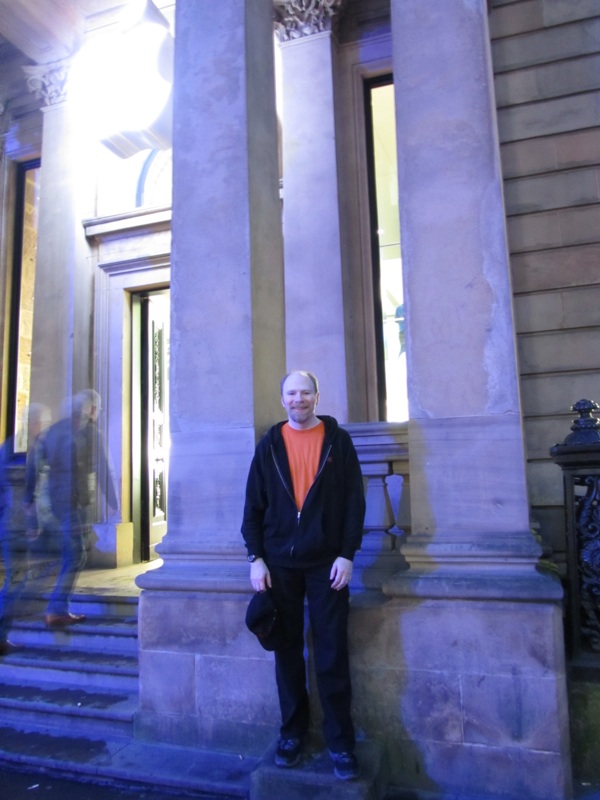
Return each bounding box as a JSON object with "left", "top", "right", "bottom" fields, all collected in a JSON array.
[
  {"left": 0, "top": 762, "right": 225, "bottom": 800},
  {"left": 66, "top": 559, "right": 160, "bottom": 596},
  {"left": 1, "top": 719, "right": 598, "bottom": 800},
  {"left": 2, "top": 761, "right": 599, "bottom": 800},
  {"left": 0, "top": 726, "right": 256, "bottom": 799}
]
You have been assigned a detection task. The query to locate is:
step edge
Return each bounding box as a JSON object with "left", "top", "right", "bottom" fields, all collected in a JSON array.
[
  {"left": 0, "top": 657, "right": 139, "bottom": 676},
  {"left": 0, "top": 749, "right": 250, "bottom": 799},
  {"left": 0, "top": 697, "right": 137, "bottom": 721}
]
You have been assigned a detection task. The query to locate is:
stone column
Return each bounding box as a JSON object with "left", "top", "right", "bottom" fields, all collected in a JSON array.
[
  {"left": 377, "top": 2, "right": 572, "bottom": 797},
  {"left": 25, "top": 60, "right": 94, "bottom": 419},
  {"left": 388, "top": 0, "right": 536, "bottom": 574},
  {"left": 276, "top": 0, "right": 349, "bottom": 420},
  {"left": 136, "top": 0, "right": 286, "bottom": 751}
]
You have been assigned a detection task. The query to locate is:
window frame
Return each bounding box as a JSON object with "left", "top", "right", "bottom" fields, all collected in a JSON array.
[
  {"left": 6, "top": 158, "right": 41, "bottom": 456},
  {"left": 364, "top": 73, "right": 394, "bottom": 421}
]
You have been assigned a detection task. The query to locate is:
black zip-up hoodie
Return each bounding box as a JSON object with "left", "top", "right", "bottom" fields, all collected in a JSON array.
[{"left": 241, "top": 415, "right": 365, "bottom": 568}]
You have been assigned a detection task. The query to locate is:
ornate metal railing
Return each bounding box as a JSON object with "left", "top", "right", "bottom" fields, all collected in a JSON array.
[{"left": 550, "top": 399, "right": 600, "bottom": 663}]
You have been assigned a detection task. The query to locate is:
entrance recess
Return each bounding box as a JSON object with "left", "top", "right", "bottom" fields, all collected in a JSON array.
[{"left": 132, "top": 289, "right": 170, "bottom": 561}]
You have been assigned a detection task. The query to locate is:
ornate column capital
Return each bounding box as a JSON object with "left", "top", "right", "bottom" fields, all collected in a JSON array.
[
  {"left": 273, "top": 0, "right": 346, "bottom": 42},
  {"left": 23, "top": 59, "right": 71, "bottom": 107}
]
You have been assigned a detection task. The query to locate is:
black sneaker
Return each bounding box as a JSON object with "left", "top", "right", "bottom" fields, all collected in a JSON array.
[
  {"left": 275, "top": 737, "right": 302, "bottom": 768},
  {"left": 329, "top": 750, "right": 359, "bottom": 780}
]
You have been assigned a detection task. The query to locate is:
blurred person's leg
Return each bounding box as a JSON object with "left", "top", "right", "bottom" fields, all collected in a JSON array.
[
  {"left": 45, "top": 509, "right": 87, "bottom": 626},
  {"left": 0, "top": 530, "right": 29, "bottom": 650}
]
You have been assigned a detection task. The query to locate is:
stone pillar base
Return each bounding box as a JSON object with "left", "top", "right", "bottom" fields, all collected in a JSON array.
[
  {"left": 135, "top": 583, "right": 280, "bottom": 754},
  {"left": 350, "top": 580, "right": 572, "bottom": 800}
]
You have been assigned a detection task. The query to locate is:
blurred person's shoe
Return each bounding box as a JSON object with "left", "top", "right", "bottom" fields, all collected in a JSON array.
[
  {"left": 0, "top": 640, "right": 23, "bottom": 655},
  {"left": 45, "top": 612, "right": 86, "bottom": 628},
  {"left": 274, "top": 737, "right": 302, "bottom": 768},
  {"left": 329, "top": 750, "right": 359, "bottom": 780}
]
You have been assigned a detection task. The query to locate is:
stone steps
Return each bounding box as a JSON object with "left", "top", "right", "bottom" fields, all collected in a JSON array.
[
  {"left": 0, "top": 585, "right": 389, "bottom": 799},
  {"left": 0, "top": 593, "right": 139, "bottom": 741},
  {"left": 0, "top": 589, "right": 256, "bottom": 798},
  {"left": 0, "top": 642, "right": 138, "bottom": 690},
  {"left": 10, "top": 615, "right": 138, "bottom": 655},
  {"left": 19, "top": 589, "right": 139, "bottom": 620},
  {"left": 0, "top": 675, "right": 137, "bottom": 738},
  {"left": 0, "top": 586, "right": 392, "bottom": 799}
]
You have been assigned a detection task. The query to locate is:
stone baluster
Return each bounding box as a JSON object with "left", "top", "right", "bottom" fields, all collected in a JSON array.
[{"left": 348, "top": 422, "right": 409, "bottom": 588}]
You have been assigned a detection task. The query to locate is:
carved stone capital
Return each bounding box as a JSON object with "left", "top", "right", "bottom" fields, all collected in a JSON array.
[
  {"left": 23, "top": 60, "right": 71, "bottom": 106},
  {"left": 273, "top": 0, "right": 345, "bottom": 42}
]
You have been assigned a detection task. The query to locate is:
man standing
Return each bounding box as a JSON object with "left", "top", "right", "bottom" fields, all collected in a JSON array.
[{"left": 242, "top": 371, "right": 365, "bottom": 780}]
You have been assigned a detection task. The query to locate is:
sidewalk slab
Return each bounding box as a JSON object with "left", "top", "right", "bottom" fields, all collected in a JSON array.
[{"left": 0, "top": 726, "right": 256, "bottom": 798}]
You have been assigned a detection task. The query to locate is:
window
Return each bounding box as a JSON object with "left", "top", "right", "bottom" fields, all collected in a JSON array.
[
  {"left": 8, "top": 160, "right": 41, "bottom": 453},
  {"left": 365, "top": 78, "right": 407, "bottom": 422}
]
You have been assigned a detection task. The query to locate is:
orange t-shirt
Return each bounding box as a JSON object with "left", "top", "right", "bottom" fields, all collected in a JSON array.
[{"left": 281, "top": 421, "right": 325, "bottom": 511}]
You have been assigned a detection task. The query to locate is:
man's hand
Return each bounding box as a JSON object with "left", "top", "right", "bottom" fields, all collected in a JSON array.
[
  {"left": 250, "top": 558, "right": 271, "bottom": 592},
  {"left": 330, "top": 556, "right": 353, "bottom": 590}
]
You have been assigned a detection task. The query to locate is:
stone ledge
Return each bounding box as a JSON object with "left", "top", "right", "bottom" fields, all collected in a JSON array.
[
  {"left": 250, "top": 739, "right": 388, "bottom": 800},
  {"left": 382, "top": 568, "right": 564, "bottom": 602}
]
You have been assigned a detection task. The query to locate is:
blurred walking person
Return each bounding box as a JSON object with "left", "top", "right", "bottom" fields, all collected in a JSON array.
[
  {"left": 32, "top": 390, "right": 118, "bottom": 628},
  {"left": 0, "top": 404, "right": 51, "bottom": 653}
]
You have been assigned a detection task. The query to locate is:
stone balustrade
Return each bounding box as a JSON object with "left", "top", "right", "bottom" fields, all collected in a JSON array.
[{"left": 345, "top": 422, "right": 410, "bottom": 590}]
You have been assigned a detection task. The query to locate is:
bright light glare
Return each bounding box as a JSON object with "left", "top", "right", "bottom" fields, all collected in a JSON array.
[
  {"left": 119, "top": 0, "right": 148, "bottom": 30},
  {"left": 70, "top": 23, "right": 171, "bottom": 141}
]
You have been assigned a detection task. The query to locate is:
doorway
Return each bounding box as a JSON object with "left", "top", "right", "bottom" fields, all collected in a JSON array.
[
  {"left": 364, "top": 76, "right": 408, "bottom": 422},
  {"left": 132, "top": 289, "right": 170, "bottom": 561}
]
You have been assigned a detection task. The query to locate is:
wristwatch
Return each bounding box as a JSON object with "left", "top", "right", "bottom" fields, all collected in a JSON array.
[{"left": 247, "top": 554, "right": 259, "bottom": 563}]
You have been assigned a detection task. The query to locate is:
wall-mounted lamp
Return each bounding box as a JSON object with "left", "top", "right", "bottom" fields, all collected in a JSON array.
[{"left": 69, "top": 0, "right": 173, "bottom": 158}]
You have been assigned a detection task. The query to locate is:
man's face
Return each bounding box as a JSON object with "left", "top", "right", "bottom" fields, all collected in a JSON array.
[{"left": 281, "top": 373, "right": 319, "bottom": 429}]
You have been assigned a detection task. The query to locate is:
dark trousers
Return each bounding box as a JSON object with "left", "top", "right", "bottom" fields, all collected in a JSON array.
[
  {"left": 269, "top": 562, "right": 355, "bottom": 753},
  {"left": 46, "top": 508, "right": 87, "bottom": 616}
]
